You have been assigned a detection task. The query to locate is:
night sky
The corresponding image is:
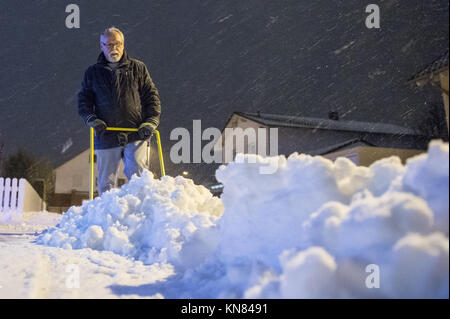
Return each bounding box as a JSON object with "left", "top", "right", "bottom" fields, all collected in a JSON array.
[{"left": 0, "top": 0, "right": 448, "bottom": 185}]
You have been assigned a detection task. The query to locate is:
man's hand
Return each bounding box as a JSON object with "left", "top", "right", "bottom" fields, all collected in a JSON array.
[
  {"left": 138, "top": 122, "right": 156, "bottom": 140},
  {"left": 87, "top": 119, "right": 107, "bottom": 137}
]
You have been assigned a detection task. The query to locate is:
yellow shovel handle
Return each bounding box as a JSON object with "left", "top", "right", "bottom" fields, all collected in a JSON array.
[
  {"left": 90, "top": 127, "right": 95, "bottom": 200},
  {"left": 106, "top": 127, "right": 138, "bottom": 132}
]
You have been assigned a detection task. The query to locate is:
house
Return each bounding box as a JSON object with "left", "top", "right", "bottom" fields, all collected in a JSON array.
[
  {"left": 208, "top": 111, "right": 430, "bottom": 195},
  {"left": 408, "top": 49, "right": 449, "bottom": 133},
  {"left": 48, "top": 148, "right": 128, "bottom": 213},
  {"left": 217, "top": 111, "right": 429, "bottom": 161}
]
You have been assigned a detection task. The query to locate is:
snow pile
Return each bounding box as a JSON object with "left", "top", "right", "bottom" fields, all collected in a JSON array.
[
  {"left": 208, "top": 139, "right": 448, "bottom": 298},
  {"left": 220, "top": 140, "right": 448, "bottom": 298},
  {"left": 38, "top": 140, "right": 448, "bottom": 298},
  {"left": 38, "top": 171, "right": 224, "bottom": 266}
]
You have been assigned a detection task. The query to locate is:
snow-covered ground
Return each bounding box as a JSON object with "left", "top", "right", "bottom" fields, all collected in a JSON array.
[
  {"left": 0, "top": 140, "right": 448, "bottom": 299},
  {"left": 0, "top": 212, "right": 172, "bottom": 298}
]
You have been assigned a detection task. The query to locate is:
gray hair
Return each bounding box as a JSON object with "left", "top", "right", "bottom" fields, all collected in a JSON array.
[{"left": 100, "top": 26, "right": 124, "bottom": 42}]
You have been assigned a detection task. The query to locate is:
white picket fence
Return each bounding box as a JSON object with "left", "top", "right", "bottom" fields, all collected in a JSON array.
[{"left": 0, "top": 177, "right": 43, "bottom": 215}]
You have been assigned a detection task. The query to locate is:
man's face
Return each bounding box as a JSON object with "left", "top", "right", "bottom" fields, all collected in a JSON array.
[{"left": 100, "top": 32, "right": 124, "bottom": 63}]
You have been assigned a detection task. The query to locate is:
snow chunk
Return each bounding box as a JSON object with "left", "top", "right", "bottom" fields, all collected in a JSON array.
[{"left": 38, "top": 170, "right": 224, "bottom": 267}]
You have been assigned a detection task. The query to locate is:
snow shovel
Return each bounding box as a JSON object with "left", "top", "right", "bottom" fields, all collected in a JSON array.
[{"left": 89, "top": 127, "right": 165, "bottom": 200}]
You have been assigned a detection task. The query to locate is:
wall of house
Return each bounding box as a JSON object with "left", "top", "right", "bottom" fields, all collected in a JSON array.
[
  {"left": 323, "top": 148, "right": 360, "bottom": 165},
  {"left": 54, "top": 149, "right": 127, "bottom": 194},
  {"left": 323, "top": 146, "right": 425, "bottom": 166},
  {"left": 219, "top": 114, "right": 270, "bottom": 163},
  {"left": 358, "top": 147, "right": 425, "bottom": 165}
]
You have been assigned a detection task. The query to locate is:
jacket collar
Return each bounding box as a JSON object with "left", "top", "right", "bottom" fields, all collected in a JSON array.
[{"left": 97, "top": 50, "right": 131, "bottom": 67}]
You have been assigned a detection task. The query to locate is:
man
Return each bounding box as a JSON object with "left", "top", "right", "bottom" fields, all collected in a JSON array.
[{"left": 78, "top": 26, "right": 161, "bottom": 195}]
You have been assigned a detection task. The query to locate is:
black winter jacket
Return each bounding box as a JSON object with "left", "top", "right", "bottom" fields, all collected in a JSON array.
[{"left": 78, "top": 51, "right": 161, "bottom": 149}]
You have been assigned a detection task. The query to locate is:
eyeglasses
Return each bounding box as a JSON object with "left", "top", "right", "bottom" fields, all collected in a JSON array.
[{"left": 101, "top": 41, "right": 123, "bottom": 49}]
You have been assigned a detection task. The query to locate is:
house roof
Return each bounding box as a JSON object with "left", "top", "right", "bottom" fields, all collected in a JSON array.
[
  {"left": 408, "top": 49, "right": 449, "bottom": 84},
  {"left": 313, "top": 138, "right": 376, "bottom": 156},
  {"left": 233, "top": 111, "right": 421, "bottom": 136},
  {"left": 54, "top": 148, "right": 90, "bottom": 171}
]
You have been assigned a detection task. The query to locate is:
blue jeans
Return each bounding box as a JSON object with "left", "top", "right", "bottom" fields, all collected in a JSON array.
[{"left": 96, "top": 141, "right": 150, "bottom": 195}]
